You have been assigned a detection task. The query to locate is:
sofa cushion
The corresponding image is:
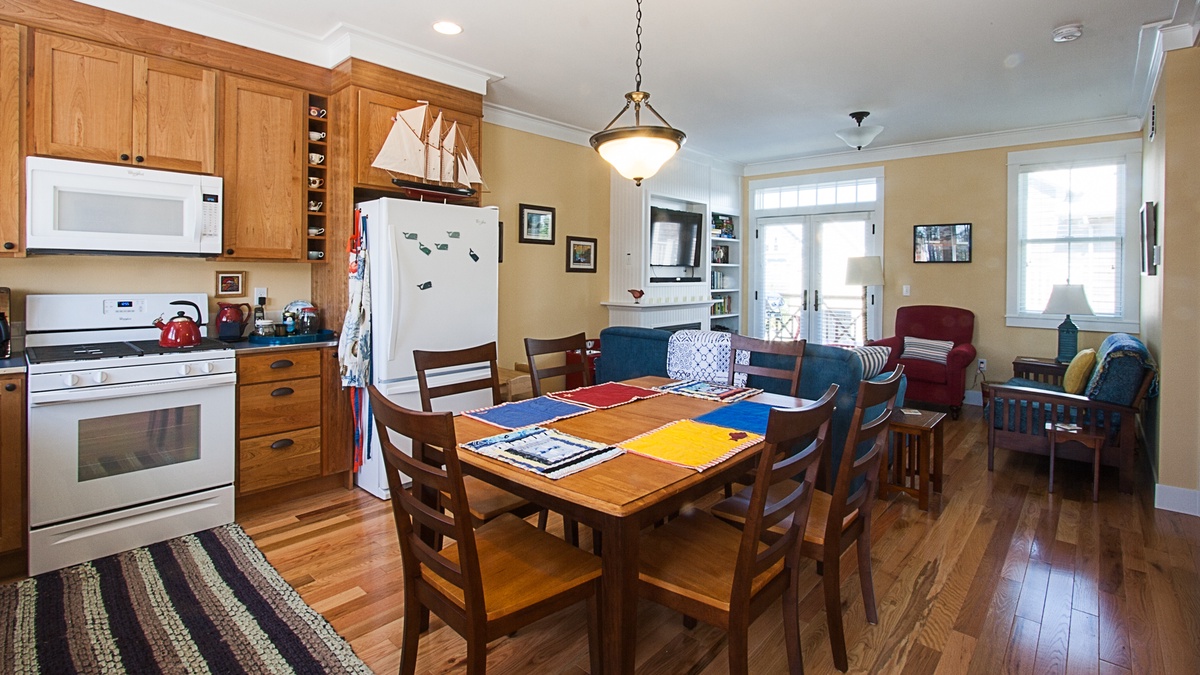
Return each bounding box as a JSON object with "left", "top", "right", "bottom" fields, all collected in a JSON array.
[
  {"left": 595, "top": 326, "right": 671, "bottom": 383},
  {"left": 1084, "top": 333, "right": 1157, "bottom": 406},
  {"left": 903, "top": 336, "right": 954, "bottom": 364},
  {"left": 897, "top": 357, "right": 948, "bottom": 384},
  {"left": 1063, "top": 348, "right": 1096, "bottom": 394},
  {"left": 850, "top": 345, "right": 891, "bottom": 378}
]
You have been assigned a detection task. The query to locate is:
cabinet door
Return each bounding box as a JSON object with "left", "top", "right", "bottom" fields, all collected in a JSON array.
[
  {"left": 355, "top": 88, "right": 481, "bottom": 189},
  {"left": 0, "top": 375, "right": 25, "bottom": 555},
  {"left": 33, "top": 32, "right": 133, "bottom": 163},
  {"left": 222, "top": 74, "right": 304, "bottom": 260},
  {"left": 134, "top": 55, "right": 216, "bottom": 173},
  {"left": 0, "top": 23, "right": 22, "bottom": 255}
]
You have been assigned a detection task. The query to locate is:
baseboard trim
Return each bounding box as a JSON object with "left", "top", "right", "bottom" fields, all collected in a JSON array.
[
  {"left": 1154, "top": 483, "right": 1200, "bottom": 516},
  {"left": 964, "top": 390, "right": 983, "bottom": 407}
]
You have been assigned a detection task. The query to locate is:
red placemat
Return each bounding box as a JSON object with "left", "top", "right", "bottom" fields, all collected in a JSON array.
[{"left": 547, "top": 381, "right": 664, "bottom": 409}]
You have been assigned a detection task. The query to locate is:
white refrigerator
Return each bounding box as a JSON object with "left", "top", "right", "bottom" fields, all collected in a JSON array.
[{"left": 354, "top": 198, "right": 500, "bottom": 499}]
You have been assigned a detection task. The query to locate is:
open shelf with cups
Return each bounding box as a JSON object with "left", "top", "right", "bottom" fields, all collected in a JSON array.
[
  {"left": 305, "top": 93, "right": 329, "bottom": 263},
  {"left": 709, "top": 212, "right": 740, "bottom": 332}
]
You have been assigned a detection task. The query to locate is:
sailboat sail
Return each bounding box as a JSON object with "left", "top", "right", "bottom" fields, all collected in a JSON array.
[
  {"left": 425, "top": 112, "right": 443, "bottom": 182},
  {"left": 458, "top": 144, "right": 484, "bottom": 187},
  {"left": 441, "top": 122, "right": 458, "bottom": 184},
  {"left": 371, "top": 104, "right": 427, "bottom": 177}
]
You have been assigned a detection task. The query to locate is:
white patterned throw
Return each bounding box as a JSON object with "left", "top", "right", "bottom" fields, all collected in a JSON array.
[{"left": 666, "top": 330, "right": 749, "bottom": 386}]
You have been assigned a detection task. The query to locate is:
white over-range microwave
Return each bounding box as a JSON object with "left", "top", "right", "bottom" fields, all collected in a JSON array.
[{"left": 26, "top": 157, "right": 223, "bottom": 256}]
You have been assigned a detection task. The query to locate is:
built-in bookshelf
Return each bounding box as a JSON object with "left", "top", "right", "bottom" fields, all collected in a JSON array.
[{"left": 710, "top": 212, "right": 740, "bottom": 332}]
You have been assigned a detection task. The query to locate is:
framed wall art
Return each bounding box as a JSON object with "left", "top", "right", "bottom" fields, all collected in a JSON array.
[
  {"left": 913, "top": 223, "right": 972, "bottom": 263},
  {"left": 518, "top": 203, "right": 556, "bottom": 245},
  {"left": 215, "top": 271, "right": 245, "bottom": 297},
  {"left": 566, "top": 236, "right": 597, "bottom": 273}
]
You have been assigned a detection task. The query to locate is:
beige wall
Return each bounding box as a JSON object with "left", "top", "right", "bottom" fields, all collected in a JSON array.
[{"left": 483, "top": 123, "right": 611, "bottom": 369}]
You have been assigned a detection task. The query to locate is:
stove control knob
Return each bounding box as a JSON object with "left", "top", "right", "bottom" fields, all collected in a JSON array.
[
  {"left": 64, "top": 373, "right": 80, "bottom": 387},
  {"left": 92, "top": 372, "right": 108, "bottom": 384},
  {"left": 178, "top": 364, "right": 192, "bottom": 376},
  {"left": 201, "top": 362, "right": 216, "bottom": 373}
]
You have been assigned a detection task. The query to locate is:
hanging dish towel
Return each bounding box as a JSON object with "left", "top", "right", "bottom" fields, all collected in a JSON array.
[{"left": 338, "top": 209, "right": 371, "bottom": 471}]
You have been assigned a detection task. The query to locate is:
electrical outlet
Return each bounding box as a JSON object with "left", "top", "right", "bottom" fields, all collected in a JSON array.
[
  {"left": 977, "top": 358, "right": 987, "bottom": 373},
  {"left": 254, "top": 287, "right": 268, "bottom": 303}
]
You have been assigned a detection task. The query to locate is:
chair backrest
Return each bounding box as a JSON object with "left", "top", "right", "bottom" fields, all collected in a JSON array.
[
  {"left": 895, "top": 305, "right": 974, "bottom": 346},
  {"left": 368, "top": 386, "right": 485, "bottom": 617},
  {"left": 728, "top": 334, "right": 806, "bottom": 397},
  {"left": 414, "top": 342, "right": 503, "bottom": 412},
  {"left": 732, "top": 383, "right": 836, "bottom": 603},
  {"left": 524, "top": 332, "right": 591, "bottom": 396},
  {"left": 824, "top": 366, "right": 904, "bottom": 546}
]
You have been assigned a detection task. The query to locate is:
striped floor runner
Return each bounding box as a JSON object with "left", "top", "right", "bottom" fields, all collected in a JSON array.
[{"left": 0, "top": 524, "right": 372, "bottom": 674}]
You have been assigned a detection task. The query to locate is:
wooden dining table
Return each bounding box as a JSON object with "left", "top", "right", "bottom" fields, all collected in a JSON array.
[{"left": 451, "top": 376, "right": 809, "bottom": 674}]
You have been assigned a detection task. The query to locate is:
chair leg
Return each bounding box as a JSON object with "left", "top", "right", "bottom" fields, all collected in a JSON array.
[
  {"left": 465, "top": 638, "right": 487, "bottom": 675},
  {"left": 950, "top": 405, "right": 961, "bottom": 420},
  {"left": 857, "top": 537, "right": 878, "bottom": 624},
  {"left": 563, "top": 515, "right": 580, "bottom": 547},
  {"left": 783, "top": 575, "right": 805, "bottom": 675},
  {"left": 399, "top": 598, "right": 423, "bottom": 675},
  {"left": 682, "top": 615, "right": 698, "bottom": 629},
  {"left": 537, "top": 509, "right": 549, "bottom": 530},
  {"left": 586, "top": 592, "right": 602, "bottom": 675},
  {"left": 727, "top": 616, "right": 750, "bottom": 675},
  {"left": 823, "top": 553, "right": 848, "bottom": 672}
]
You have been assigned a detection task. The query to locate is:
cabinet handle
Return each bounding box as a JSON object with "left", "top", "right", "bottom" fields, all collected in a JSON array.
[
  {"left": 3, "top": 242, "right": 13, "bottom": 250},
  {"left": 4, "top": 384, "right": 15, "bottom": 392},
  {"left": 120, "top": 153, "right": 130, "bottom": 161},
  {"left": 225, "top": 248, "right": 234, "bottom": 255},
  {"left": 270, "top": 438, "right": 294, "bottom": 450},
  {"left": 135, "top": 155, "right": 145, "bottom": 163},
  {"left": 270, "top": 359, "right": 294, "bottom": 369},
  {"left": 270, "top": 387, "right": 294, "bottom": 397}
]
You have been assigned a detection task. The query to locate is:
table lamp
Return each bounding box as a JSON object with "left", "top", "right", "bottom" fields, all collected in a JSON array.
[
  {"left": 1043, "top": 284, "right": 1093, "bottom": 363},
  {"left": 845, "top": 256, "right": 884, "bottom": 344}
]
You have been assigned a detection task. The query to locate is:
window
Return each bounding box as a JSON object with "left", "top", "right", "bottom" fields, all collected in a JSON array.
[{"left": 1006, "top": 140, "right": 1142, "bottom": 332}]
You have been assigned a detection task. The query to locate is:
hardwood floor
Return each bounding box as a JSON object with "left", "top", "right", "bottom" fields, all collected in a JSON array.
[{"left": 238, "top": 405, "right": 1200, "bottom": 674}]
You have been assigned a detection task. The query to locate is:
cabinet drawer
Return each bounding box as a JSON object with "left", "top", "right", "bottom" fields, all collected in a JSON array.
[
  {"left": 238, "top": 349, "right": 321, "bottom": 384},
  {"left": 239, "top": 426, "right": 321, "bottom": 494},
  {"left": 239, "top": 377, "right": 320, "bottom": 438}
]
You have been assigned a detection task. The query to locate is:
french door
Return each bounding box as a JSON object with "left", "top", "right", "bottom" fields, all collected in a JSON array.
[{"left": 752, "top": 211, "right": 877, "bottom": 345}]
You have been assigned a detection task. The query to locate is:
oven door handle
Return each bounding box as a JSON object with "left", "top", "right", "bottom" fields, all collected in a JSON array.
[{"left": 29, "top": 373, "right": 236, "bottom": 406}]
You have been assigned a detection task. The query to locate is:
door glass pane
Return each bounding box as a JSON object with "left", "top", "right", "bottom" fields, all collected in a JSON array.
[
  {"left": 814, "top": 215, "right": 868, "bottom": 345},
  {"left": 759, "top": 220, "right": 807, "bottom": 341},
  {"left": 78, "top": 405, "right": 201, "bottom": 482}
]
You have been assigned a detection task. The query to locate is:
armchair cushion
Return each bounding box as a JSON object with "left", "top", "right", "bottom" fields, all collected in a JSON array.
[{"left": 1063, "top": 349, "right": 1097, "bottom": 394}]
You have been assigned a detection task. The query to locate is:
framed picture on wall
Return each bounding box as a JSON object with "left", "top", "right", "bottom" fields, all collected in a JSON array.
[
  {"left": 215, "top": 271, "right": 245, "bottom": 297},
  {"left": 1141, "top": 201, "right": 1157, "bottom": 276},
  {"left": 566, "top": 236, "right": 597, "bottom": 273},
  {"left": 518, "top": 204, "right": 556, "bottom": 245},
  {"left": 913, "top": 223, "right": 972, "bottom": 263}
]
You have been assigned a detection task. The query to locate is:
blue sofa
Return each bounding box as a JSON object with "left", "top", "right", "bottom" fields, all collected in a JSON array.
[{"left": 595, "top": 326, "right": 906, "bottom": 485}]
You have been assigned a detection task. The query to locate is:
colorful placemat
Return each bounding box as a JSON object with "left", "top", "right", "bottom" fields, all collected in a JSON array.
[
  {"left": 692, "top": 400, "right": 777, "bottom": 436},
  {"left": 462, "top": 426, "right": 623, "bottom": 479},
  {"left": 547, "top": 381, "right": 664, "bottom": 409},
  {"left": 463, "top": 396, "right": 592, "bottom": 430},
  {"left": 618, "top": 419, "right": 763, "bottom": 471},
  {"left": 653, "top": 379, "right": 763, "bottom": 403}
]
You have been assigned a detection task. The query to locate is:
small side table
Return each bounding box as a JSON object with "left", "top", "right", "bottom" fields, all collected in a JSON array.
[
  {"left": 1046, "top": 422, "right": 1105, "bottom": 502},
  {"left": 880, "top": 409, "right": 947, "bottom": 510}
]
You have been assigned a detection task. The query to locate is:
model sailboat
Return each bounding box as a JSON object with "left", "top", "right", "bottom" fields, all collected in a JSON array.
[{"left": 372, "top": 103, "right": 485, "bottom": 200}]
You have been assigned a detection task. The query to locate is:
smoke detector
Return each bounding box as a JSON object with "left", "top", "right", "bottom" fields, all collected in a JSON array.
[{"left": 1052, "top": 24, "right": 1083, "bottom": 43}]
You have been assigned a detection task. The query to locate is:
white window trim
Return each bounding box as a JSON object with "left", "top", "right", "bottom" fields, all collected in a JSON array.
[{"left": 1005, "top": 139, "right": 1142, "bottom": 333}]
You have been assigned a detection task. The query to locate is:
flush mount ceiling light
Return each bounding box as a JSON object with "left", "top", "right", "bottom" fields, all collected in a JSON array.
[
  {"left": 432, "top": 21, "right": 463, "bottom": 35},
  {"left": 589, "top": 0, "right": 686, "bottom": 186},
  {"left": 835, "top": 111, "right": 884, "bottom": 151},
  {"left": 1052, "top": 23, "right": 1083, "bottom": 42}
]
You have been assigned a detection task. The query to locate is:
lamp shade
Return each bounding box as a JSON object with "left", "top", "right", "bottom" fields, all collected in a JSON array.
[
  {"left": 835, "top": 124, "right": 884, "bottom": 150},
  {"left": 845, "top": 256, "right": 885, "bottom": 286},
  {"left": 1043, "top": 284, "right": 1093, "bottom": 316},
  {"left": 592, "top": 125, "right": 684, "bottom": 184}
]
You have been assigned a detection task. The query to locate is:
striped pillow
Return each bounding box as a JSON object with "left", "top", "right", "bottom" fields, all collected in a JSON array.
[
  {"left": 850, "top": 346, "right": 891, "bottom": 378},
  {"left": 903, "top": 336, "right": 954, "bottom": 364}
]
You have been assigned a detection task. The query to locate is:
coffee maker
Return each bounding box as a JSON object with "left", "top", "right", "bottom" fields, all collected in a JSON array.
[{"left": 0, "top": 287, "right": 11, "bottom": 359}]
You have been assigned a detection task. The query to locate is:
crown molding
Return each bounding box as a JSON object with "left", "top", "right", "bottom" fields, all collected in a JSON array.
[
  {"left": 744, "top": 116, "right": 1143, "bottom": 177},
  {"left": 482, "top": 104, "right": 595, "bottom": 147},
  {"left": 74, "top": 0, "right": 501, "bottom": 94}
]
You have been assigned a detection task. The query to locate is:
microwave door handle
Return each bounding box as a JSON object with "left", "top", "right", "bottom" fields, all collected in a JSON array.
[{"left": 29, "top": 373, "right": 236, "bottom": 406}]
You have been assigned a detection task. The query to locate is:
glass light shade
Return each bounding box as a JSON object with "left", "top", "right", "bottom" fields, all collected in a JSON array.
[
  {"left": 1043, "top": 284, "right": 1093, "bottom": 316},
  {"left": 835, "top": 124, "right": 884, "bottom": 150},
  {"left": 845, "top": 256, "right": 885, "bottom": 286},
  {"left": 591, "top": 127, "right": 684, "bottom": 185}
]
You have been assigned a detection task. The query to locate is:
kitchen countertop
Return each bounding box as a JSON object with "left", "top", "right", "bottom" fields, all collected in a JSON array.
[
  {"left": 0, "top": 355, "right": 25, "bottom": 375},
  {"left": 0, "top": 336, "right": 339, "bottom": 375}
]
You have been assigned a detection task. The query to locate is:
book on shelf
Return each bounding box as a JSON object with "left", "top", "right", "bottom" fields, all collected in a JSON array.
[{"left": 711, "top": 214, "right": 734, "bottom": 239}]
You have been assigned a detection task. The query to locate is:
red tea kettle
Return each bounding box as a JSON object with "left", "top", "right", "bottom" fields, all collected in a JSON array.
[
  {"left": 154, "top": 300, "right": 203, "bottom": 348},
  {"left": 216, "top": 301, "right": 252, "bottom": 341}
]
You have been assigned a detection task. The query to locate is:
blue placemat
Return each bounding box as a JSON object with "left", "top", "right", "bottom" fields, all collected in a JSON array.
[
  {"left": 692, "top": 400, "right": 776, "bottom": 436},
  {"left": 464, "top": 396, "right": 592, "bottom": 430}
]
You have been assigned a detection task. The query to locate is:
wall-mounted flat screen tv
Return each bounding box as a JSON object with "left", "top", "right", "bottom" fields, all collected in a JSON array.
[{"left": 649, "top": 206, "right": 702, "bottom": 268}]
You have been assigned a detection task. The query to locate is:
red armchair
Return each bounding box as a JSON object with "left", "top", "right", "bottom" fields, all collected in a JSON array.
[{"left": 870, "top": 305, "right": 976, "bottom": 418}]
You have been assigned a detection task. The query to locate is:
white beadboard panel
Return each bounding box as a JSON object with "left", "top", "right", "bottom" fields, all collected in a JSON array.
[
  {"left": 709, "top": 167, "right": 742, "bottom": 216},
  {"left": 602, "top": 301, "right": 716, "bottom": 329}
]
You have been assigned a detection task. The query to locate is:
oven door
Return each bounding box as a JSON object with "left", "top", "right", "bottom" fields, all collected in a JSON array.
[{"left": 27, "top": 373, "right": 236, "bottom": 528}]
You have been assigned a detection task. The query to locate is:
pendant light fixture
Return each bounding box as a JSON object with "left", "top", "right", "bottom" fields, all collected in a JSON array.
[
  {"left": 590, "top": 0, "right": 686, "bottom": 186},
  {"left": 835, "top": 111, "right": 884, "bottom": 150}
]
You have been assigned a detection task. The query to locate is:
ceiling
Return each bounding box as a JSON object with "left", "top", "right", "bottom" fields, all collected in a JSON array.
[{"left": 82, "top": 0, "right": 1194, "bottom": 168}]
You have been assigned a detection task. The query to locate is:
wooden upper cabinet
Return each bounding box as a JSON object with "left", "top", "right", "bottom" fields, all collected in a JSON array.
[
  {"left": 32, "top": 32, "right": 216, "bottom": 173},
  {"left": 355, "top": 88, "right": 480, "bottom": 189},
  {"left": 221, "top": 74, "right": 305, "bottom": 260},
  {"left": 0, "top": 23, "right": 23, "bottom": 256}
]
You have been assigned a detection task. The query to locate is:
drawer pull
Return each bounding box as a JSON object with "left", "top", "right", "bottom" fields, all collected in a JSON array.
[
  {"left": 270, "top": 438, "right": 294, "bottom": 450},
  {"left": 270, "top": 359, "right": 294, "bottom": 369},
  {"left": 271, "top": 387, "right": 294, "bottom": 397},
  {"left": 4, "top": 383, "right": 15, "bottom": 392}
]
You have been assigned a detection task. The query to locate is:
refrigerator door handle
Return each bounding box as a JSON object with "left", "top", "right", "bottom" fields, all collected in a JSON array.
[{"left": 388, "top": 228, "right": 403, "bottom": 363}]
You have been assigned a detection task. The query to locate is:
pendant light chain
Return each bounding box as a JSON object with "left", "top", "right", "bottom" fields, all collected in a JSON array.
[{"left": 634, "top": 0, "right": 643, "bottom": 92}]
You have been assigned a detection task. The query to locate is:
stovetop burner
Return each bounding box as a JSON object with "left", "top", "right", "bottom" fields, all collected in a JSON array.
[{"left": 26, "top": 338, "right": 231, "bottom": 365}]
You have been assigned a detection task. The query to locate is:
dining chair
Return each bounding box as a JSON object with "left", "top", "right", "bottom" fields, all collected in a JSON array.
[
  {"left": 711, "top": 367, "right": 904, "bottom": 671},
  {"left": 727, "top": 334, "right": 806, "bottom": 396},
  {"left": 638, "top": 384, "right": 836, "bottom": 675},
  {"left": 414, "top": 343, "right": 546, "bottom": 529},
  {"left": 368, "top": 386, "right": 603, "bottom": 675}
]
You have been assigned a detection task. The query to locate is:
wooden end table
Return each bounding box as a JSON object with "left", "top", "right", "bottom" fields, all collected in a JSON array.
[
  {"left": 1046, "top": 421, "right": 1105, "bottom": 502},
  {"left": 879, "top": 408, "right": 946, "bottom": 510}
]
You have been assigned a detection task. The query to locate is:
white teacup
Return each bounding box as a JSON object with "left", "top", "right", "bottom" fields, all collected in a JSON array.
[
  {"left": 307, "top": 250, "right": 325, "bottom": 260},
  {"left": 308, "top": 227, "right": 325, "bottom": 236},
  {"left": 309, "top": 106, "right": 327, "bottom": 118},
  {"left": 308, "top": 200, "right": 323, "bottom": 212},
  {"left": 308, "top": 176, "right": 324, "bottom": 188},
  {"left": 308, "top": 131, "right": 326, "bottom": 141},
  {"left": 309, "top": 153, "right": 325, "bottom": 165}
]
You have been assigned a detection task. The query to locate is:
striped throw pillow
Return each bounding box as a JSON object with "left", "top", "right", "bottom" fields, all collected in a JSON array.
[
  {"left": 850, "top": 346, "right": 891, "bottom": 378},
  {"left": 903, "top": 336, "right": 954, "bottom": 364}
]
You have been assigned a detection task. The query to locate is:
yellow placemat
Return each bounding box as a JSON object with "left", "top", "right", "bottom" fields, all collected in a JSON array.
[{"left": 618, "top": 419, "right": 763, "bottom": 471}]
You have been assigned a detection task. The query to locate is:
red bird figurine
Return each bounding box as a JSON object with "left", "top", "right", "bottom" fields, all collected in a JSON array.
[{"left": 628, "top": 289, "right": 645, "bottom": 304}]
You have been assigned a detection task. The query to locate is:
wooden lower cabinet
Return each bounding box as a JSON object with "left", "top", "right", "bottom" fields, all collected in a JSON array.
[{"left": 0, "top": 373, "right": 26, "bottom": 579}]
